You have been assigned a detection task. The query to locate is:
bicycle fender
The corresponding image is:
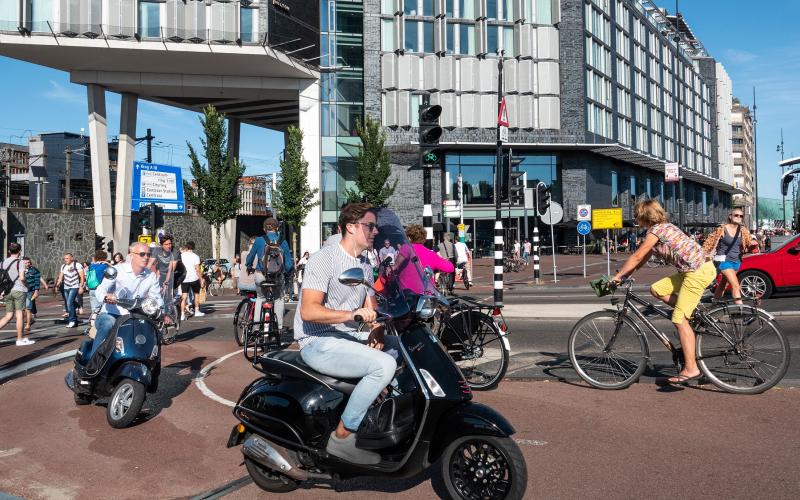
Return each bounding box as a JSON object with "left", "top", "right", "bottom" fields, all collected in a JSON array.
[
  {"left": 428, "top": 402, "right": 516, "bottom": 463},
  {"left": 499, "top": 332, "right": 510, "bottom": 351}
]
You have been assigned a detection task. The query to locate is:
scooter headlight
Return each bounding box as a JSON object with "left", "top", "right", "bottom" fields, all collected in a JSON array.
[
  {"left": 416, "top": 296, "right": 436, "bottom": 320},
  {"left": 141, "top": 298, "right": 161, "bottom": 317}
]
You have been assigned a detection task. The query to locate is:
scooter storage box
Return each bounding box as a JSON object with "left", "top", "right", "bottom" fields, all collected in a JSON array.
[{"left": 356, "top": 392, "right": 415, "bottom": 450}]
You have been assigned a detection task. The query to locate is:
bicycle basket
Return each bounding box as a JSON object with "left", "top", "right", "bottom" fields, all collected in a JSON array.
[{"left": 590, "top": 277, "right": 613, "bottom": 297}]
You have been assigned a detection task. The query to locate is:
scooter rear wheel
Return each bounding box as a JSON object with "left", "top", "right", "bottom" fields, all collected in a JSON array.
[
  {"left": 441, "top": 435, "right": 527, "bottom": 500},
  {"left": 244, "top": 457, "right": 299, "bottom": 493},
  {"left": 107, "top": 378, "right": 146, "bottom": 428}
]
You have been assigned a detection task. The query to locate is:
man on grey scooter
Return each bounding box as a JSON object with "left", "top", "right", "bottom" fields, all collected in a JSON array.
[
  {"left": 294, "top": 202, "right": 400, "bottom": 465},
  {"left": 87, "top": 242, "right": 163, "bottom": 361}
]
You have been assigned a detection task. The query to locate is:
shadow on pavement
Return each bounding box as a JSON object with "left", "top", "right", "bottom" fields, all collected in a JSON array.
[
  {"left": 175, "top": 327, "right": 214, "bottom": 343},
  {"left": 297, "top": 465, "right": 448, "bottom": 496},
  {"left": 138, "top": 356, "right": 207, "bottom": 422},
  {"left": 0, "top": 336, "right": 81, "bottom": 370}
]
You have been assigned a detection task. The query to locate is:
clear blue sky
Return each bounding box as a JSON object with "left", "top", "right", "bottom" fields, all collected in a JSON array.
[{"left": 0, "top": 0, "right": 797, "bottom": 199}]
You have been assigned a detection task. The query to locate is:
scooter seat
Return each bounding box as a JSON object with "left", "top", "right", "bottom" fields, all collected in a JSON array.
[{"left": 259, "top": 350, "right": 359, "bottom": 395}]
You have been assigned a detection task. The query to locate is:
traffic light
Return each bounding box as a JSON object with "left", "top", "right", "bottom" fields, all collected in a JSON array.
[
  {"left": 94, "top": 233, "right": 104, "bottom": 251},
  {"left": 151, "top": 203, "right": 165, "bottom": 230},
  {"left": 137, "top": 204, "right": 152, "bottom": 229},
  {"left": 419, "top": 103, "right": 442, "bottom": 168},
  {"left": 536, "top": 183, "right": 551, "bottom": 214},
  {"left": 499, "top": 152, "right": 524, "bottom": 203}
]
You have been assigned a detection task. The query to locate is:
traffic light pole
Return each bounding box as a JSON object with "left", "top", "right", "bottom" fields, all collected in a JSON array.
[
  {"left": 533, "top": 182, "right": 544, "bottom": 285},
  {"left": 423, "top": 166, "right": 433, "bottom": 249},
  {"left": 494, "top": 54, "right": 504, "bottom": 308}
]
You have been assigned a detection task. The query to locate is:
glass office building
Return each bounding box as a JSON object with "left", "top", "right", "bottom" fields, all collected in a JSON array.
[{"left": 358, "top": 0, "right": 738, "bottom": 248}]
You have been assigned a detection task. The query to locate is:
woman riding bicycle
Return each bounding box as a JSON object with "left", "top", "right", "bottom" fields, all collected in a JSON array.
[
  {"left": 702, "top": 207, "right": 758, "bottom": 304},
  {"left": 610, "top": 199, "right": 716, "bottom": 384}
]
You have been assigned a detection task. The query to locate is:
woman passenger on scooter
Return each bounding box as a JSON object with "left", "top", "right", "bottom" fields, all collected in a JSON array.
[
  {"left": 610, "top": 199, "right": 716, "bottom": 384},
  {"left": 393, "top": 224, "right": 454, "bottom": 294},
  {"left": 87, "top": 242, "right": 163, "bottom": 361}
]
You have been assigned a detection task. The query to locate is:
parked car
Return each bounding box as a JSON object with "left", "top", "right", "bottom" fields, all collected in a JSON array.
[{"left": 737, "top": 234, "right": 800, "bottom": 299}]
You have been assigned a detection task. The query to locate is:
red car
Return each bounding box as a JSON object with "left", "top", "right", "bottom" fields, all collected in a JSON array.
[{"left": 738, "top": 234, "right": 800, "bottom": 299}]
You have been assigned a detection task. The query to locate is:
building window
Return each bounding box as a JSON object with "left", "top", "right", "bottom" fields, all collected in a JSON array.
[
  {"left": 138, "top": 0, "right": 161, "bottom": 38},
  {"left": 458, "top": 0, "right": 474, "bottom": 19},
  {"left": 629, "top": 175, "right": 636, "bottom": 199},
  {"left": 382, "top": 19, "right": 396, "bottom": 51},
  {"left": 404, "top": 0, "right": 418, "bottom": 16},
  {"left": 646, "top": 178, "right": 652, "bottom": 198},
  {"left": 404, "top": 19, "right": 418, "bottom": 51},
  {"left": 240, "top": 5, "right": 258, "bottom": 43},
  {"left": 611, "top": 170, "right": 618, "bottom": 207}
]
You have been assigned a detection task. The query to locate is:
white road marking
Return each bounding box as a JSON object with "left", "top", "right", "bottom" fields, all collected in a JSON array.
[
  {"left": 194, "top": 350, "right": 241, "bottom": 407},
  {"left": 514, "top": 439, "right": 548, "bottom": 446},
  {"left": 0, "top": 447, "right": 23, "bottom": 458}
]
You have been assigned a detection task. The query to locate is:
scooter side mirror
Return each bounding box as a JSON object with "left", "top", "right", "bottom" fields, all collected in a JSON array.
[
  {"left": 338, "top": 268, "right": 366, "bottom": 287},
  {"left": 103, "top": 266, "right": 118, "bottom": 281}
]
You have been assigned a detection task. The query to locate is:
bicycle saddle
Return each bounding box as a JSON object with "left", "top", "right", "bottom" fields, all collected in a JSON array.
[{"left": 258, "top": 350, "right": 359, "bottom": 395}]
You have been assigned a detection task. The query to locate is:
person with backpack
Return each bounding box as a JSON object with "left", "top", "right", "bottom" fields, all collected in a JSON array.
[
  {"left": 22, "top": 256, "right": 49, "bottom": 333},
  {"left": 245, "top": 217, "right": 294, "bottom": 332},
  {"left": 55, "top": 252, "right": 86, "bottom": 328},
  {"left": 0, "top": 243, "right": 31, "bottom": 345},
  {"left": 86, "top": 250, "right": 109, "bottom": 314}
]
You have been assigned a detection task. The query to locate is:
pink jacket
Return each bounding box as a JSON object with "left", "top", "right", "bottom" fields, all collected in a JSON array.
[{"left": 395, "top": 243, "right": 455, "bottom": 294}]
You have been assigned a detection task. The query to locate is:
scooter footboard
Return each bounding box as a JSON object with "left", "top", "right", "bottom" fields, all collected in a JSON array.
[{"left": 428, "top": 402, "right": 516, "bottom": 463}]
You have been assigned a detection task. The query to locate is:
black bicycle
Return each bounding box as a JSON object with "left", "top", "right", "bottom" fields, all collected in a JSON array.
[
  {"left": 432, "top": 297, "right": 510, "bottom": 390},
  {"left": 436, "top": 270, "right": 455, "bottom": 295},
  {"left": 233, "top": 288, "right": 284, "bottom": 358},
  {"left": 568, "top": 277, "right": 790, "bottom": 394}
]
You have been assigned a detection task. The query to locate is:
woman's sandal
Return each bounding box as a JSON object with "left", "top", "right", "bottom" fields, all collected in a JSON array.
[{"left": 667, "top": 373, "right": 702, "bottom": 384}]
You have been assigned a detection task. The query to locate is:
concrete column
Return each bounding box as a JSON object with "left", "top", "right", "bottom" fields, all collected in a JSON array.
[
  {"left": 228, "top": 117, "right": 241, "bottom": 163},
  {"left": 211, "top": 218, "right": 237, "bottom": 261},
  {"left": 115, "top": 93, "right": 138, "bottom": 253},
  {"left": 298, "top": 79, "right": 321, "bottom": 252},
  {"left": 86, "top": 84, "right": 114, "bottom": 241}
]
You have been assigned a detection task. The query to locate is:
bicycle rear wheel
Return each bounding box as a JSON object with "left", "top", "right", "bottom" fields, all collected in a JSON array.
[
  {"left": 442, "top": 311, "right": 509, "bottom": 390},
  {"left": 568, "top": 311, "right": 647, "bottom": 389},
  {"left": 696, "top": 305, "right": 790, "bottom": 394}
]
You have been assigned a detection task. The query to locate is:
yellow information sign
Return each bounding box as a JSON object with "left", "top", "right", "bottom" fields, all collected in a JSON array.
[
  {"left": 592, "top": 208, "right": 623, "bottom": 230},
  {"left": 138, "top": 234, "right": 153, "bottom": 244},
  {"left": 457, "top": 223, "right": 466, "bottom": 232}
]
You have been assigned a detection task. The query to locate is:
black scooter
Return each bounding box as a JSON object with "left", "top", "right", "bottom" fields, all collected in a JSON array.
[
  {"left": 65, "top": 267, "right": 164, "bottom": 428},
  {"left": 227, "top": 267, "right": 528, "bottom": 499}
]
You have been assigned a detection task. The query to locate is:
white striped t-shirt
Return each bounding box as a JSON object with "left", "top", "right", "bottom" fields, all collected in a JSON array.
[
  {"left": 293, "top": 242, "right": 374, "bottom": 348},
  {"left": 61, "top": 262, "right": 84, "bottom": 289}
]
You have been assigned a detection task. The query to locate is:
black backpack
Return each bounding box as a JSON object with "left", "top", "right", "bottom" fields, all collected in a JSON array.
[
  {"left": 0, "top": 259, "right": 20, "bottom": 298},
  {"left": 261, "top": 240, "right": 285, "bottom": 286}
]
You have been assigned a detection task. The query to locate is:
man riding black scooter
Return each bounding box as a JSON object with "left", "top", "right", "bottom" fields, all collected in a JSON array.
[{"left": 65, "top": 242, "right": 165, "bottom": 428}]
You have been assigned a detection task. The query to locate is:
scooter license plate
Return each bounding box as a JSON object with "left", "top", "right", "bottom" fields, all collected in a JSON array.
[{"left": 226, "top": 424, "right": 244, "bottom": 448}]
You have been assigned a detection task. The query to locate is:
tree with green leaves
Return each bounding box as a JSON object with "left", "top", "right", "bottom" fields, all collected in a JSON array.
[
  {"left": 273, "top": 125, "right": 320, "bottom": 254},
  {"left": 184, "top": 105, "right": 246, "bottom": 260},
  {"left": 345, "top": 116, "right": 397, "bottom": 206}
]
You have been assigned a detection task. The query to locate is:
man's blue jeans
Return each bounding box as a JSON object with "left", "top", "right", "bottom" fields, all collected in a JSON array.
[
  {"left": 300, "top": 334, "right": 400, "bottom": 432},
  {"left": 64, "top": 287, "right": 80, "bottom": 323},
  {"left": 86, "top": 313, "right": 118, "bottom": 360}
]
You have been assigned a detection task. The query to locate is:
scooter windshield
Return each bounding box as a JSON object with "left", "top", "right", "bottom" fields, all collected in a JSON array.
[{"left": 373, "top": 208, "right": 437, "bottom": 317}]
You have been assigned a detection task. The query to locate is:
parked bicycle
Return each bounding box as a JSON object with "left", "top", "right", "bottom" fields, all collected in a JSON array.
[
  {"left": 568, "top": 277, "right": 790, "bottom": 394},
  {"left": 431, "top": 297, "right": 511, "bottom": 390},
  {"left": 503, "top": 254, "right": 524, "bottom": 273}
]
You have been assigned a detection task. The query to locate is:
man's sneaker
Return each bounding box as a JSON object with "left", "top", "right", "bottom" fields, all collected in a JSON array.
[
  {"left": 181, "top": 314, "right": 187, "bottom": 322},
  {"left": 16, "top": 338, "right": 35, "bottom": 346},
  {"left": 194, "top": 310, "right": 205, "bottom": 317},
  {"left": 67, "top": 321, "right": 77, "bottom": 328},
  {"left": 325, "top": 432, "right": 380, "bottom": 465}
]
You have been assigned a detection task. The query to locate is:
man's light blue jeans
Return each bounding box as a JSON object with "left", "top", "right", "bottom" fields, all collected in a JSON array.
[
  {"left": 300, "top": 333, "right": 400, "bottom": 432},
  {"left": 86, "top": 313, "right": 118, "bottom": 360}
]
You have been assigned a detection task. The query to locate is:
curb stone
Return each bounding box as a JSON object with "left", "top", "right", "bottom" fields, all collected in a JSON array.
[{"left": 0, "top": 349, "right": 77, "bottom": 385}]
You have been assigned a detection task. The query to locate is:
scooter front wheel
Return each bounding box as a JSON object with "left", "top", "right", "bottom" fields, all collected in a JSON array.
[
  {"left": 441, "top": 435, "right": 527, "bottom": 500},
  {"left": 107, "top": 378, "right": 146, "bottom": 428},
  {"left": 244, "top": 457, "right": 299, "bottom": 493}
]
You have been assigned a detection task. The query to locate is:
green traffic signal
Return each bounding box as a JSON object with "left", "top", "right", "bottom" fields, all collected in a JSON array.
[{"left": 424, "top": 151, "right": 439, "bottom": 163}]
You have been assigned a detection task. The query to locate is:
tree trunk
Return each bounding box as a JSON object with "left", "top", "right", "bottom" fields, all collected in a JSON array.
[{"left": 214, "top": 224, "right": 221, "bottom": 261}]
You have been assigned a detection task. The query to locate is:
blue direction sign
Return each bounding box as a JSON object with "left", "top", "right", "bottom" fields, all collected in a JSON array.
[
  {"left": 577, "top": 220, "right": 592, "bottom": 236},
  {"left": 131, "top": 161, "right": 185, "bottom": 212}
]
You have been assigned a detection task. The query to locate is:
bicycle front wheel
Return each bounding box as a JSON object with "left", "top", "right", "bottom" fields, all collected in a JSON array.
[
  {"left": 235, "top": 300, "right": 252, "bottom": 346},
  {"left": 697, "top": 305, "right": 790, "bottom": 394},
  {"left": 568, "top": 311, "right": 648, "bottom": 389},
  {"left": 442, "top": 311, "right": 509, "bottom": 390}
]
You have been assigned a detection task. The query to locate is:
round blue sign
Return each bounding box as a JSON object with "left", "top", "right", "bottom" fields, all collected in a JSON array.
[{"left": 577, "top": 220, "right": 592, "bottom": 235}]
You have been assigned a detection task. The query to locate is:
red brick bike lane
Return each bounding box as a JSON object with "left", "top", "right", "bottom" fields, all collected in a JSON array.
[{"left": 2, "top": 338, "right": 800, "bottom": 499}]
